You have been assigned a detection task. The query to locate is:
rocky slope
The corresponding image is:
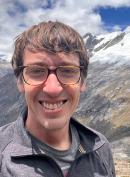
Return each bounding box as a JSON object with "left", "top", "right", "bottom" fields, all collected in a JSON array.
[{"left": 76, "top": 61, "right": 130, "bottom": 139}]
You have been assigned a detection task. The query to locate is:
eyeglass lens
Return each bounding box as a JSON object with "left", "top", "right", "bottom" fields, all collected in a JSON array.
[{"left": 22, "top": 65, "right": 81, "bottom": 85}]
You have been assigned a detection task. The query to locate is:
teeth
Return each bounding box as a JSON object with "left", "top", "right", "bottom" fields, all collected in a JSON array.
[{"left": 42, "top": 101, "right": 64, "bottom": 110}]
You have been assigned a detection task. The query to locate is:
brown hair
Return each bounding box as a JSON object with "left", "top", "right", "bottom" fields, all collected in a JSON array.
[{"left": 11, "top": 21, "right": 89, "bottom": 78}]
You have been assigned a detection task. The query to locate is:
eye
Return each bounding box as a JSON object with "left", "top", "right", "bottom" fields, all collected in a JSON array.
[
  {"left": 26, "top": 66, "right": 47, "bottom": 76},
  {"left": 59, "top": 67, "right": 79, "bottom": 74}
]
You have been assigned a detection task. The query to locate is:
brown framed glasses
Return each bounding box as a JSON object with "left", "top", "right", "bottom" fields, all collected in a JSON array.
[{"left": 17, "top": 65, "right": 84, "bottom": 86}]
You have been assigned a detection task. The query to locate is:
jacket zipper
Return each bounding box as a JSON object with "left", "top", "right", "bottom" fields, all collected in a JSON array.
[
  {"left": 39, "top": 153, "right": 65, "bottom": 177},
  {"left": 66, "top": 144, "right": 87, "bottom": 177}
]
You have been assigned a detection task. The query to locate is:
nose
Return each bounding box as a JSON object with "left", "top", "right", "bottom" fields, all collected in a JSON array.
[{"left": 42, "top": 73, "right": 63, "bottom": 97}]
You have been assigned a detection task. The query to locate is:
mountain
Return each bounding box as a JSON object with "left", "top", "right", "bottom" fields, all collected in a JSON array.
[
  {"left": 0, "top": 61, "right": 12, "bottom": 78},
  {"left": 78, "top": 29, "right": 130, "bottom": 158},
  {"left": 0, "top": 29, "right": 130, "bottom": 159}
]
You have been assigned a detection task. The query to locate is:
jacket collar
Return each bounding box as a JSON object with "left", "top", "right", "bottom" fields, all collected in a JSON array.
[
  {"left": 70, "top": 118, "right": 105, "bottom": 153},
  {"left": 10, "top": 109, "right": 105, "bottom": 157}
]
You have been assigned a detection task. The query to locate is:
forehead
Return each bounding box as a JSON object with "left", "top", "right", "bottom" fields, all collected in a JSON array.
[{"left": 23, "top": 49, "right": 80, "bottom": 66}]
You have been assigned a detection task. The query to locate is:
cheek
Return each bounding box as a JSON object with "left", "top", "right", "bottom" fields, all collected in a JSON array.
[
  {"left": 23, "top": 86, "right": 39, "bottom": 102},
  {"left": 68, "top": 85, "right": 81, "bottom": 103}
]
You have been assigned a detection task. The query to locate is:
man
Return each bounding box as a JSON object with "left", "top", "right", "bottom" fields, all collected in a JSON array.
[{"left": 0, "top": 21, "right": 115, "bottom": 177}]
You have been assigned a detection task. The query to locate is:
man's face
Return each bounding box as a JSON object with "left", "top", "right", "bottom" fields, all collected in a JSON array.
[{"left": 17, "top": 50, "right": 85, "bottom": 133}]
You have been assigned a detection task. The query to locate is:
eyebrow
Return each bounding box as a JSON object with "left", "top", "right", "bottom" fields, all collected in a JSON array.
[
  {"left": 26, "top": 62, "right": 79, "bottom": 67},
  {"left": 26, "top": 62, "right": 47, "bottom": 66}
]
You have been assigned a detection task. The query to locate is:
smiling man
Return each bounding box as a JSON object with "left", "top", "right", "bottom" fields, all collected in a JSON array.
[{"left": 0, "top": 21, "right": 115, "bottom": 177}]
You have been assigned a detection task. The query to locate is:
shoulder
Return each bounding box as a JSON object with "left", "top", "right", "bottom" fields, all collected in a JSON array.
[{"left": 0, "top": 122, "right": 15, "bottom": 152}]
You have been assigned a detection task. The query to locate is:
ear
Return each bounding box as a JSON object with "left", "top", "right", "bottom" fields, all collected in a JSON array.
[
  {"left": 17, "top": 77, "right": 25, "bottom": 93},
  {"left": 80, "top": 81, "right": 86, "bottom": 92}
]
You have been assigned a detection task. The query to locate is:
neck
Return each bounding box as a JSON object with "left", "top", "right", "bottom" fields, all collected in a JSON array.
[{"left": 25, "top": 121, "right": 71, "bottom": 151}]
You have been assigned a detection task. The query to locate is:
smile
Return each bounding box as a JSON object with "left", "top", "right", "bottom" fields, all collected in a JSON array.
[{"left": 39, "top": 101, "right": 67, "bottom": 110}]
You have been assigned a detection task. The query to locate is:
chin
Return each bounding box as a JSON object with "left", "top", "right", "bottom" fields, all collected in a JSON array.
[{"left": 41, "top": 116, "right": 69, "bottom": 131}]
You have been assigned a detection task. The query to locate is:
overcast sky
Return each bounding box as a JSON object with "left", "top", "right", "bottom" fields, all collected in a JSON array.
[{"left": 1, "top": 0, "right": 130, "bottom": 61}]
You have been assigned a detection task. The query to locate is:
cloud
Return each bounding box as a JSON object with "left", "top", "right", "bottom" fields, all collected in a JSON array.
[
  {"left": 0, "top": 0, "right": 130, "bottom": 61},
  {"left": 124, "top": 26, "right": 130, "bottom": 33}
]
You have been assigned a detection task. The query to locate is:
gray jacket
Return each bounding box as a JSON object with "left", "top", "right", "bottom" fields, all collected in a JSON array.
[{"left": 0, "top": 110, "right": 115, "bottom": 177}]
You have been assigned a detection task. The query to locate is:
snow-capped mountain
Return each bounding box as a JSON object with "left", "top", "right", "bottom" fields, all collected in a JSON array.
[{"left": 84, "top": 28, "right": 130, "bottom": 64}]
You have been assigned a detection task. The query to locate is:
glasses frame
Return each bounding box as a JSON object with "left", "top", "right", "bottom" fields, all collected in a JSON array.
[{"left": 17, "top": 65, "right": 85, "bottom": 86}]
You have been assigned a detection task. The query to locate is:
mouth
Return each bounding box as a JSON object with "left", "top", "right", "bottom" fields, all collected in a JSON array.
[{"left": 39, "top": 100, "right": 67, "bottom": 110}]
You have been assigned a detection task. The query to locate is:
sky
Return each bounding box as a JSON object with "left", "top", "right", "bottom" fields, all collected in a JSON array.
[{"left": 0, "top": 0, "right": 130, "bottom": 61}]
